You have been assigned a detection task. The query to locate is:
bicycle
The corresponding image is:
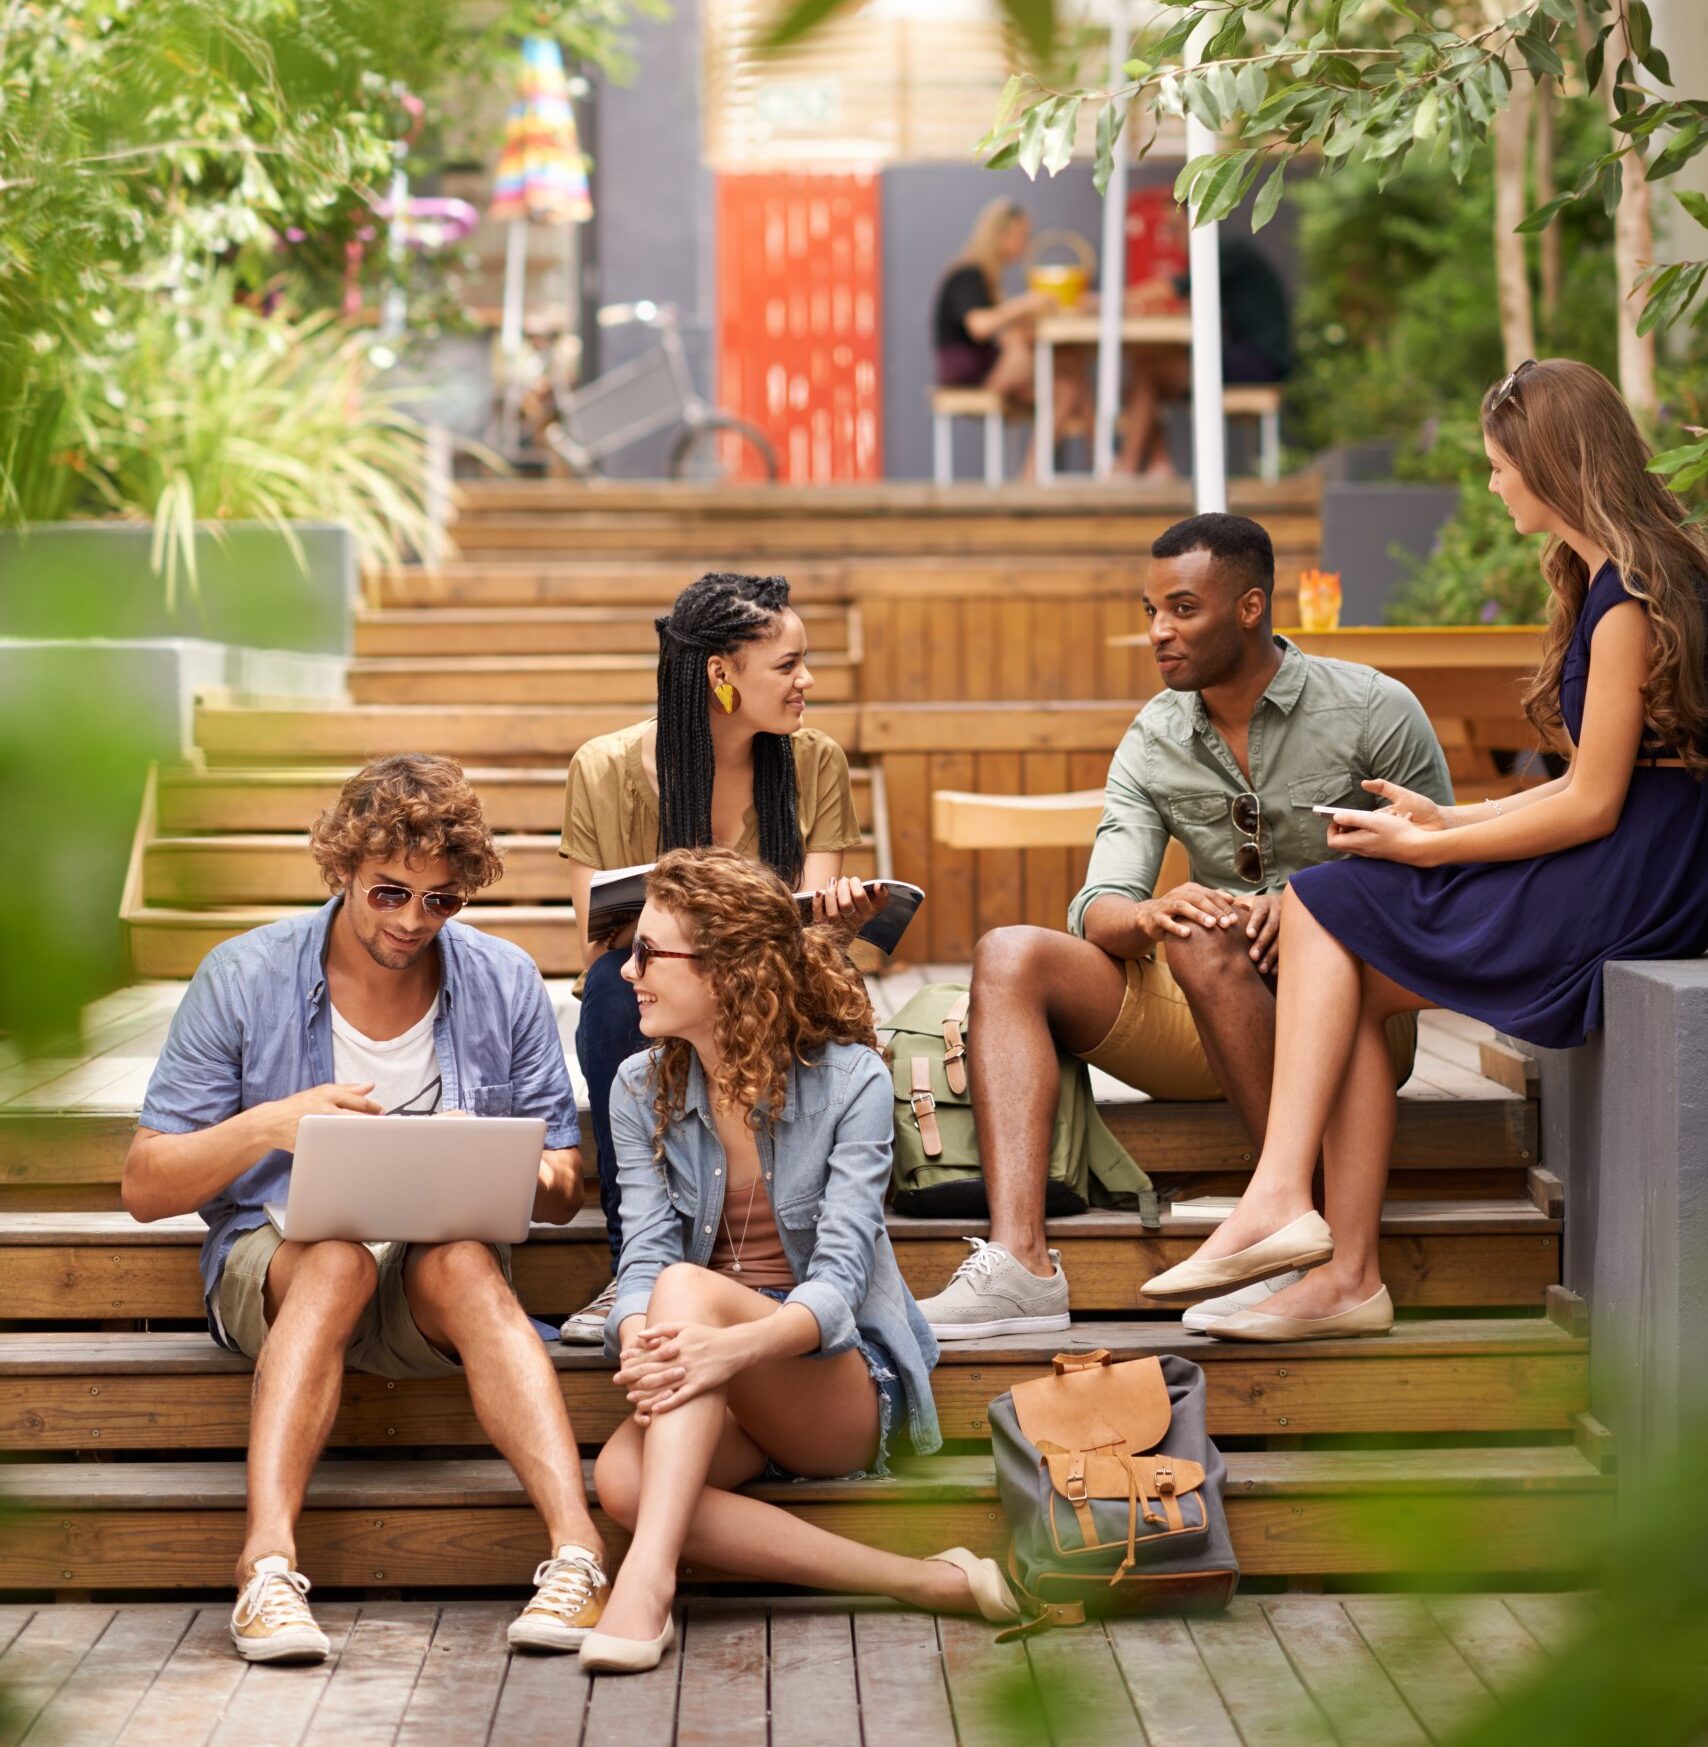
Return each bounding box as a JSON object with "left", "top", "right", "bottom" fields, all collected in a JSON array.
[{"left": 543, "top": 301, "right": 778, "bottom": 483}]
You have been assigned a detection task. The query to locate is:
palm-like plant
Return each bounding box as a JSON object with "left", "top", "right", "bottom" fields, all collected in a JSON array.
[{"left": 67, "top": 289, "right": 436, "bottom": 608}]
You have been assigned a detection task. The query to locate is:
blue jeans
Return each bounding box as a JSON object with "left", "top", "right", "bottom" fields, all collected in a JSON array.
[{"left": 575, "top": 949, "right": 648, "bottom": 1272}]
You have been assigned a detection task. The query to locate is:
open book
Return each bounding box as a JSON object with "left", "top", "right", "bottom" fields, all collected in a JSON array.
[{"left": 586, "top": 862, "right": 924, "bottom": 956}]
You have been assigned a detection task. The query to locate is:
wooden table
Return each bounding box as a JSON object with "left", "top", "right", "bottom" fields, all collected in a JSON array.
[{"left": 1034, "top": 309, "right": 1191, "bottom": 484}]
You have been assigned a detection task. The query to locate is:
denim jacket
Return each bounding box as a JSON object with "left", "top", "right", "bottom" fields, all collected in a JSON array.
[
  {"left": 605, "top": 1039, "right": 942, "bottom": 1457},
  {"left": 138, "top": 897, "right": 579, "bottom": 1341}
]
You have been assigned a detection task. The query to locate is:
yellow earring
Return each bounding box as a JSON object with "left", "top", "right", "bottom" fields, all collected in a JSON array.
[{"left": 712, "top": 681, "right": 740, "bottom": 715}]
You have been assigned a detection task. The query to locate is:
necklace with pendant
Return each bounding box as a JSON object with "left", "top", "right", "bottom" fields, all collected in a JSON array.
[{"left": 720, "top": 1167, "right": 763, "bottom": 1273}]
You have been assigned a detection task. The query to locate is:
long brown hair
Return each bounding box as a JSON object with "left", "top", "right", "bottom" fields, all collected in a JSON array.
[
  {"left": 951, "top": 197, "right": 1027, "bottom": 301},
  {"left": 1481, "top": 358, "right": 1708, "bottom": 773},
  {"left": 640, "top": 847, "right": 882, "bottom": 1158}
]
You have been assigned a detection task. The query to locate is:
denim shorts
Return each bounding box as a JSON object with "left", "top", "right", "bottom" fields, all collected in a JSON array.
[{"left": 751, "top": 1285, "right": 907, "bottom": 1481}]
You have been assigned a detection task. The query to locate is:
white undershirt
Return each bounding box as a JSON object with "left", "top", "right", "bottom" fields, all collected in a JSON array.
[{"left": 330, "top": 995, "right": 443, "bottom": 1116}]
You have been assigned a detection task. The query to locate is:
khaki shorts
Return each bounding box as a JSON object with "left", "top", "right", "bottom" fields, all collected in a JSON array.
[
  {"left": 215, "top": 1223, "right": 516, "bottom": 1381},
  {"left": 1080, "top": 944, "right": 1418, "bottom": 1101}
]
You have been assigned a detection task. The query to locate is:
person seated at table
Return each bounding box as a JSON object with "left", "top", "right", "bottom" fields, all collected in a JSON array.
[
  {"left": 582, "top": 848, "right": 1018, "bottom": 1673},
  {"left": 124, "top": 754, "right": 607, "bottom": 1663},
  {"left": 559, "top": 572, "right": 879, "bottom": 1344},
  {"left": 932, "top": 196, "right": 1089, "bottom": 468},
  {"left": 1145, "top": 358, "right": 1708, "bottom": 1340},
  {"left": 1118, "top": 210, "right": 1292, "bottom": 477},
  {"left": 912, "top": 513, "right": 1453, "bottom": 1341}
]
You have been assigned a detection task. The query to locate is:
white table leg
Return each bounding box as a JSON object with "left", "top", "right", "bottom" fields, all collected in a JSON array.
[{"left": 1035, "top": 330, "right": 1054, "bottom": 485}]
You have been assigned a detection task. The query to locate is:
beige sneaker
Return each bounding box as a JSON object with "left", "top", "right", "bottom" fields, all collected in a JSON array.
[
  {"left": 507, "top": 1546, "right": 611, "bottom": 1652},
  {"left": 230, "top": 1555, "right": 330, "bottom": 1663},
  {"left": 559, "top": 1280, "right": 619, "bottom": 1345}
]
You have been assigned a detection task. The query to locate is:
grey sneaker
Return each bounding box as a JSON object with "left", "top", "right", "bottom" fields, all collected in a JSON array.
[
  {"left": 559, "top": 1279, "right": 619, "bottom": 1345},
  {"left": 1181, "top": 1268, "right": 1306, "bottom": 1332},
  {"left": 917, "top": 1238, "right": 1070, "bottom": 1341}
]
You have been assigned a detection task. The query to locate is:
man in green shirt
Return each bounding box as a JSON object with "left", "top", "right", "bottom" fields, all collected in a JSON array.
[{"left": 916, "top": 513, "right": 1454, "bottom": 1339}]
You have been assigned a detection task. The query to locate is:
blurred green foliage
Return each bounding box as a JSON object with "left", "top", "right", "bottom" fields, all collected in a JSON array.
[{"left": 0, "top": 0, "right": 638, "bottom": 576}]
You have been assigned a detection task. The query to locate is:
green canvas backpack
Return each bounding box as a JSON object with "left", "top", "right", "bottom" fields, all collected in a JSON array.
[{"left": 879, "top": 982, "right": 1159, "bottom": 1225}]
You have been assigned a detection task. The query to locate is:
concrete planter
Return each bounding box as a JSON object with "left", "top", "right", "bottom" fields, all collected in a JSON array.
[{"left": 0, "top": 520, "right": 357, "bottom": 655}]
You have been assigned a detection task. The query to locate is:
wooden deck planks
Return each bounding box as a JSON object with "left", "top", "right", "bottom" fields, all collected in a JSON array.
[
  {"left": 394, "top": 1603, "right": 514, "bottom": 1747},
  {"left": 580, "top": 1609, "right": 682, "bottom": 1747},
  {"left": 769, "top": 1610, "right": 862, "bottom": 1747},
  {"left": 0, "top": 1605, "right": 116, "bottom": 1747},
  {"left": 1261, "top": 1596, "right": 1430, "bottom": 1746},
  {"left": 1186, "top": 1600, "right": 1331, "bottom": 1747},
  {"left": 1338, "top": 1594, "right": 1497, "bottom": 1742},
  {"left": 936, "top": 1613, "right": 1035, "bottom": 1747},
  {"left": 112, "top": 1610, "right": 252, "bottom": 1747},
  {"left": 851, "top": 1613, "right": 959, "bottom": 1747},
  {"left": 298, "top": 1605, "right": 437, "bottom": 1747},
  {"left": 16, "top": 1606, "right": 193, "bottom": 1747},
  {"left": 674, "top": 1607, "right": 768, "bottom": 1747},
  {"left": 199, "top": 1605, "right": 360, "bottom": 1747},
  {"left": 1025, "top": 1621, "right": 1146, "bottom": 1745},
  {"left": 1105, "top": 1616, "right": 1244, "bottom": 1747}
]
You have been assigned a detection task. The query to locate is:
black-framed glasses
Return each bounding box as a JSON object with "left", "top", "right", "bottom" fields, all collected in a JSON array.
[
  {"left": 1231, "top": 793, "right": 1264, "bottom": 885},
  {"left": 354, "top": 874, "right": 465, "bottom": 920},
  {"left": 631, "top": 937, "right": 703, "bottom": 977},
  {"left": 1489, "top": 358, "right": 1537, "bottom": 414}
]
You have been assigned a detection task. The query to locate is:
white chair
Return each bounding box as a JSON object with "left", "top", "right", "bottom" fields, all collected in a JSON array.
[
  {"left": 1223, "top": 384, "right": 1283, "bottom": 483},
  {"left": 930, "top": 387, "right": 1020, "bottom": 486}
]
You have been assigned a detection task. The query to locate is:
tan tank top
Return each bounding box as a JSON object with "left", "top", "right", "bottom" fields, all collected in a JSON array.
[{"left": 708, "top": 1169, "right": 796, "bottom": 1290}]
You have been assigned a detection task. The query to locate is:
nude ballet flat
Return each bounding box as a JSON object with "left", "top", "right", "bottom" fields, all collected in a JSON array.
[
  {"left": 927, "top": 1547, "right": 1023, "bottom": 1623},
  {"left": 1204, "top": 1285, "right": 1394, "bottom": 1343},
  {"left": 1141, "top": 1211, "right": 1335, "bottom": 1304},
  {"left": 577, "top": 1612, "right": 677, "bottom": 1673}
]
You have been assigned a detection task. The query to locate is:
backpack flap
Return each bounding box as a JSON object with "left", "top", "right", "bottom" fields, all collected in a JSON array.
[{"left": 1010, "top": 1351, "right": 1173, "bottom": 1457}]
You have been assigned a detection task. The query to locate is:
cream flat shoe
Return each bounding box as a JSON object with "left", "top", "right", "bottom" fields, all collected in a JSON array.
[
  {"left": 577, "top": 1612, "right": 677, "bottom": 1673},
  {"left": 1142, "top": 1210, "right": 1335, "bottom": 1304},
  {"left": 927, "top": 1547, "right": 1023, "bottom": 1623},
  {"left": 1204, "top": 1284, "right": 1394, "bottom": 1343}
]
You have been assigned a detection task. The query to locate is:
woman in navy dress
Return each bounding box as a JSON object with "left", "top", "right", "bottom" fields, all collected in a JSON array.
[{"left": 1144, "top": 358, "right": 1708, "bottom": 1340}]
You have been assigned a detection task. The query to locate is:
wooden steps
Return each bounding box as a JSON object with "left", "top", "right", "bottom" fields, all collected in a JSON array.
[
  {"left": 0, "top": 1201, "right": 1561, "bottom": 1323},
  {"left": 0, "top": 1447, "right": 1607, "bottom": 1589},
  {"left": 346, "top": 652, "right": 857, "bottom": 708},
  {"left": 354, "top": 602, "right": 856, "bottom": 659},
  {"left": 139, "top": 834, "right": 879, "bottom": 907},
  {"left": 0, "top": 1318, "right": 1589, "bottom": 1450}
]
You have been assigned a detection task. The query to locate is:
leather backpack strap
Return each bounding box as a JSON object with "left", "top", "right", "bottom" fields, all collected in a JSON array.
[
  {"left": 910, "top": 1056, "right": 943, "bottom": 1158},
  {"left": 941, "top": 992, "right": 970, "bottom": 1096}
]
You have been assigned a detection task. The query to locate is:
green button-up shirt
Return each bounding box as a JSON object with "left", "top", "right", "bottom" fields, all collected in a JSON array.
[{"left": 1067, "top": 638, "right": 1453, "bottom": 937}]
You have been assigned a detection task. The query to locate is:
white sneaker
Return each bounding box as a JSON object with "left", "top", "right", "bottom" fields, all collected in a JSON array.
[
  {"left": 1181, "top": 1269, "right": 1306, "bottom": 1332},
  {"left": 916, "top": 1238, "right": 1071, "bottom": 1341},
  {"left": 559, "top": 1279, "right": 619, "bottom": 1345},
  {"left": 230, "top": 1556, "right": 330, "bottom": 1663},
  {"left": 507, "top": 1545, "right": 611, "bottom": 1652}
]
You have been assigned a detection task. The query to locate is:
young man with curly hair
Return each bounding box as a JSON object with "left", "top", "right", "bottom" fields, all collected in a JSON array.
[{"left": 126, "top": 754, "right": 610, "bottom": 1663}]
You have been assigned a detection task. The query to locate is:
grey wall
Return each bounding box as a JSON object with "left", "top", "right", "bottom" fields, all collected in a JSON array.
[
  {"left": 588, "top": 0, "right": 715, "bottom": 478},
  {"left": 880, "top": 162, "right": 1302, "bottom": 481},
  {"left": 1538, "top": 960, "right": 1708, "bottom": 1488}
]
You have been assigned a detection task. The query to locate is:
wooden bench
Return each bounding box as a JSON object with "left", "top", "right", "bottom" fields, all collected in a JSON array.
[{"left": 929, "top": 387, "right": 1022, "bottom": 487}]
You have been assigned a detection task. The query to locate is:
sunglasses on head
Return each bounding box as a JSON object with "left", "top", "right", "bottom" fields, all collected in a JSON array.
[
  {"left": 630, "top": 936, "right": 703, "bottom": 977},
  {"left": 1231, "top": 792, "right": 1264, "bottom": 885},
  {"left": 355, "top": 874, "right": 465, "bottom": 920},
  {"left": 1489, "top": 358, "right": 1536, "bottom": 414}
]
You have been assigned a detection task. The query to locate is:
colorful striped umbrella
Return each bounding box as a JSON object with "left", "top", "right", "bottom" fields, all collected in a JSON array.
[{"left": 490, "top": 37, "right": 591, "bottom": 226}]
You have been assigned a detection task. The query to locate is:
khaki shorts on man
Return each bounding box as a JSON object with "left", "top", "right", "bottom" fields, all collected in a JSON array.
[
  {"left": 218, "top": 1224, "right": 516, "bottom": 1380},
  {"left": 1081, "top": 942, "right": 1418, "bottom": 1100}
]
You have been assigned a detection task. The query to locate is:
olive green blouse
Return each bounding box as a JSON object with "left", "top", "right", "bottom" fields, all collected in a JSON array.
[{"left": 559, "top": 720, "right": 862, "bottom": 871}]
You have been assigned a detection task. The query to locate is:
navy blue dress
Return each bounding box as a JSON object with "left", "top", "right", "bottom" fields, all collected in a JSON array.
[{"left": 1292, "top": 563, "right": 1708, "bottom": 1048}]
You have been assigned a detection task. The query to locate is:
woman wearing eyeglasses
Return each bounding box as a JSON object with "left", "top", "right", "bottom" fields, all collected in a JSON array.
[
  {"left": 578, "top": 848, "right": 1019, "bottom": 1672},
  {"left": 560, "top": 572, "right": 883, "bottom": 1344},
  {"left": 1146, "top": 358, "right": 1708, "bottom": 1339}
]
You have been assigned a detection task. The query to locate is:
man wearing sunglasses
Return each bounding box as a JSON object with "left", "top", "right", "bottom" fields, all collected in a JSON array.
[
  {"left": 125, "top": 754, "right": 610, "bottom": 1663},
  {"left": 917, "top": 513, "right": 1454, "bottom": 1342}
]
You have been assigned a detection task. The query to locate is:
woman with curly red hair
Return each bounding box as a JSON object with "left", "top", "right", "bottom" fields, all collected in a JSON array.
[{"left": 581, "top": 848, "right": 1019, "bottom": 1672}]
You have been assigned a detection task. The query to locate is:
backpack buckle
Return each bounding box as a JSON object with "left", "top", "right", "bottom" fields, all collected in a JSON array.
[{"left": 910, "top": 1090, "right": 937, "bottom": 1118}]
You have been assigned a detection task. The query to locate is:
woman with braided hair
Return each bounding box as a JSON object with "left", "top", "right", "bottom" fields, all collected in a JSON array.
[{"left": 559, "top": 572, "right": 877, "bottom": 1341}]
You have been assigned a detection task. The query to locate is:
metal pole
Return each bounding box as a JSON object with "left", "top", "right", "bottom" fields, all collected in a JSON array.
[
  {"left": 1093, "top": 0, "right": 1130, "bottom": 480},
  {"left": 1184, "top": 19, "right": 1227, "bottom": 511}
]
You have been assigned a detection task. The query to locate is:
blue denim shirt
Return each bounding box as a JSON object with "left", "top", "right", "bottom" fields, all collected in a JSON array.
[
  {"left": 605, "top": 1040, "right": 942, "bottom": 1457},
  {"left": 138, "top": 897, "right": 579, "bottom": 1342}
]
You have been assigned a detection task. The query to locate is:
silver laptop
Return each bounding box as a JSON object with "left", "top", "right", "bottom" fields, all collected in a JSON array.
[{"left": 264, "top": 1114, "right": 546, "bottom": 1244}]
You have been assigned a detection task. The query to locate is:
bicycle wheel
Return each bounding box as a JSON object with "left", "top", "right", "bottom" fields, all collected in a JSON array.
[{"left": 668, "top": 415, "right": 779, "bottom": 484}]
